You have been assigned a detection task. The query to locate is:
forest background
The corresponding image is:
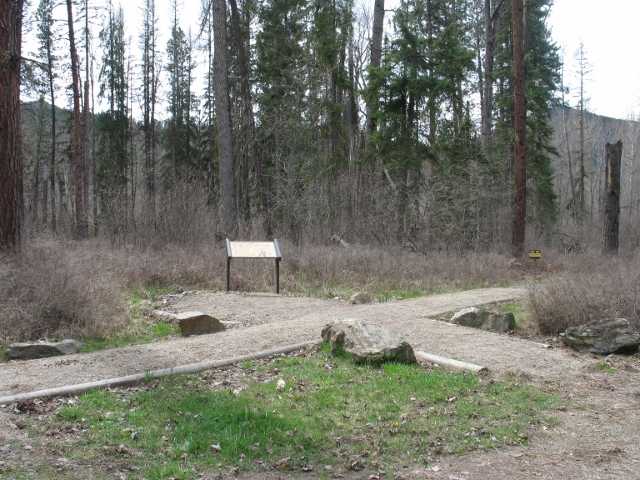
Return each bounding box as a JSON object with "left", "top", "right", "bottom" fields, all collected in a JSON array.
[{"left": 8, "top": 0, "right": 640, "bottom": 254}]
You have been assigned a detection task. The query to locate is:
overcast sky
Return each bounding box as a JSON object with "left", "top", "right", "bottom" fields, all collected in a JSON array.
[{"left": 548, "top": 0, "right": 640, "bottom": 120}]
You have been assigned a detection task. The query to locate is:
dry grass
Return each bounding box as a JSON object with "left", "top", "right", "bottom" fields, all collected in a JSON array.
[
  {"left": 4, "top": 235, "right": 638, "bottom": 343},
  {"left": 0, "top": 239, "right": 129, "bottom": 343},
  {"left": 283, "top": 242, "right": 530, "bottom": 294},
  {"left": 527, "top": 252, "right": 640, "bottom": 334}
]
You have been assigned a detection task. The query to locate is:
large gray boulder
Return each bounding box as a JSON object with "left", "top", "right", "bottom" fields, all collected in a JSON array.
[
  {"left": 176, "top": 311, "right": 226, "bottom": 337},
  {"left": 6, "top": 339, "right": 84, "bottom": 360},
  {"left": 451, "top": 307, "right": 515, "bottom": 332},
  {"left": 321, "top": 318, "right": 416, "bottom": 364},
  {"left": 560, "top": 318, "right": 640, "bottom": 354},
  {"left": 349, "top": 292, "right": 372, "bottom": 305}
]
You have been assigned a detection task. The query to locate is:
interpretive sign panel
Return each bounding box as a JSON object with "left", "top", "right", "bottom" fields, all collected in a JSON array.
[
  {"left": 226, "top": 239, "right": 282, "bottom": 293},
  {"left": 228, "top": 241, "right": 279, "bottom": 258}
]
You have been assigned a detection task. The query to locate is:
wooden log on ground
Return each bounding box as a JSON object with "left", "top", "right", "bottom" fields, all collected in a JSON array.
[
  {"left": 415, "top": 351, "right": 487, "bottom": 374},
  {"left": 0, "top": 341, "right": 321, "bottom": 405}
]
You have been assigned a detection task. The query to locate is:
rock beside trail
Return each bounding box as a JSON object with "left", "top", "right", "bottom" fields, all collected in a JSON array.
[
  {"left": 451, "top": 307, "right": 515, "bottom": 332},
  {"left": 321, "top": 318, "right": 416, "bottom": 364},
  {"left": 176, "top": 311, "right": 226, "bottom": 337},
  {"left": 349, "top": 292, "right": 372, "bottom": 305},
  {"left": 6, "top": 339, "right": 84, "bottom": 360},
  {"left": 560, "top": 318, "right": 640, "bottom": 354}
]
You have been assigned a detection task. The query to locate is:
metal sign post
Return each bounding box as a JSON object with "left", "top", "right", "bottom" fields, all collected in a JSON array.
[{"left": 226, "top": 239, "right": 282, "bottom": 293}]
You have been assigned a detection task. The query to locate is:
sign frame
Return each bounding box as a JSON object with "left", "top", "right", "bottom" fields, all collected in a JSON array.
[
  {"left": 226, "top": 239, "right": 282, "bottom": 293},
  {"left": 529, "top": 249, "right": 541, "bottom": 259}
]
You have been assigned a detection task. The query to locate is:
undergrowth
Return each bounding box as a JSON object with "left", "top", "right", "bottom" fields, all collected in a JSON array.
[
  {"left": 527, "top": 252, "right": 640, "bottom": 334},
  {"left": 2, "top": 236, "right": 638, "bottom": 344}
]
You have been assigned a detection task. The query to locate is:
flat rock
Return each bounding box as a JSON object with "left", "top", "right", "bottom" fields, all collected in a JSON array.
[
  {"left": 560, "top": 318, "right": 640, "bottom": 354},
  {"left": 6, "top": 339, "right": 84, "bottom": 360},
  {"left": 321, "top": 318, "right": 416, "bottom": 364},
  {"left": 451, "top": 307, "right": 515, "bottom": 332},
  {"left": 176, "top": 311, "right": 226, "bottom": 337}
]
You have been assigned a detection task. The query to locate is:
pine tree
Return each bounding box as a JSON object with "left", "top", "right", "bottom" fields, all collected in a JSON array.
[
  {"left": 164, "top": 3, "right": 198, "bottom": 183},
  {"left": 255, "top": 0, "right": 310, "bottom": 237},
  {"left": 0, "top": 0, "right": 25, "bottom": 251},
  {"left": 493, "top": 0, "right": 559, "bottom": 246},
  {"left": 95, "top": 3, "right": 130, "bottom": 232}
]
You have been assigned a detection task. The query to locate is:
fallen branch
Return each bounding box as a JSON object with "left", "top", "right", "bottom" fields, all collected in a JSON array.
[
  {"left": 0, "top": 340, "right": 321, "bottom": 406},
  {"left": 415, "top": 351, "right": 487, "bottom": 374}
]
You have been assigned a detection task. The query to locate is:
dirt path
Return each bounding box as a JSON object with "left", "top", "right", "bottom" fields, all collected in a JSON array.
[{"left": 1, "top": 286, "right": 640, "bottom": 479}]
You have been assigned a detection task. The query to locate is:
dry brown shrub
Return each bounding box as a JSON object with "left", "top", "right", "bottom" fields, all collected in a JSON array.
[
  {"left": 527, "top": 252, "right": 640, "bottom": 335},
  {"left": 281, "top": 242, "right": 529, "bottom": 293},
  {"left": 0, "top": 238, "right": 130, "bottom": 343},
  {"left": 2, "top": 235, "right": 569, "bottom": 343}
]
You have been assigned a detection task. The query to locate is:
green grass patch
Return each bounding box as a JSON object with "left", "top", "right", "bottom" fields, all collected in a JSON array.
[
  {"left": 595, "top": 362, "right": 616, "bottom": 373},
  {"left": 494, "top": 301, "right": 527, "bottom": 328},
  {"left": 39, "top": 346, "right": 559, "bottom": 478},
  {"left": 375, "top": 288, "right": 423, "bottom": 303},
  {"left": 80, "top": 320, "right": 181, "bottom": 353}
]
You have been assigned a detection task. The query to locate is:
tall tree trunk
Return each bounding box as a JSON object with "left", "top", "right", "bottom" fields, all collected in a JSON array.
[
  {"left": 83, "top": 0, "right": 92, "bottom": 235},
  {"left": 229, "top": 0, "right": 271, "bottom": 234},
  {"left": 142, "top": 0, "right": 157, "bottom": 221},
  {"left": 48, "top": 55, "right": 57, "bottom": 234},
  {"left": 66, "top": 0, "right": 87, "bottom": 238},
  {"left": 481, "top": 0, "right": 504, "bottom": 157},
  {"left": 213, "top": 0, "right": 236, "bottom": 235},
  {"left": 366, "top": 0, "right": 384, "bottom": 137},
  {"left": 511, "top": 0, "right": 526, "bottom": 257},
  {"left": 0, "top": 0, "right": 24, "bottom": 251},
  {"left": 397, "top": 92, "right": 415, "bottom": 243},
  {"left": 579, "top": 68, "right": 585, "bottom": 221},
  {"left": 603, "top": 140, "right": 622, "bottom": 254}
]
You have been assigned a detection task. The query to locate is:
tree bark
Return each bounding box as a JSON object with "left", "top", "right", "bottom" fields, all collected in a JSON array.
[
  {"left": 365, "top": 0, "right": 384, "bottom": 137},
  {"left": 511, "top": 0, "right": 526, "bottom": 257},
  {"left": 229, "top": 0, "right": 270, "bottom": 235},
  {"left": 481, "top": 0, "right": 504, "bottom": 156},
  {"left": 141, "top": 0, "right": 157, "bottom": 221},
  {"left": 48, "top": 47, "right": 57, "bottom": 234},
  {"left": 603, "top": 140, "right": 622, "bottom": 254},
  {"left": 213, "top": 0, "right": 236, "bottom": 235},
  {"left": 66, "top": 0, "right": 87, "bottom": 239},
  {"left": 0, "top": 0, "right": 25, "bottom": 251}
]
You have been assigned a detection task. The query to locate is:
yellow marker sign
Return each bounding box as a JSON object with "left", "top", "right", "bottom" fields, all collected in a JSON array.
[{"left": 529, "top": 249, "right": 541, "bottom": 259}]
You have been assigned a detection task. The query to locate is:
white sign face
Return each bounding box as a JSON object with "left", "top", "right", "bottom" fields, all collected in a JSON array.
[{"left": 229, "top": 241, "right": 278, "bottom": 258}]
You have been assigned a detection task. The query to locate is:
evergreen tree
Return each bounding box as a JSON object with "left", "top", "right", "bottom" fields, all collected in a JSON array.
[
  {"left": 96, "top": 4, "right": 129, "bottom": 198},
  {"left": 164, "top": 2, "right": 198, "bottom": 183},
  {"left": 0, "top": 0, "right": 25, "bottom": 250},
  {"left": 255, "top": 0, "right": 311, "bottom": 237},
  {"left": 493, "top": 0, "right": 559, "bottom": 238},
  {"left": 309, "top": 0, "right": 353, "bottom": 167}
]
